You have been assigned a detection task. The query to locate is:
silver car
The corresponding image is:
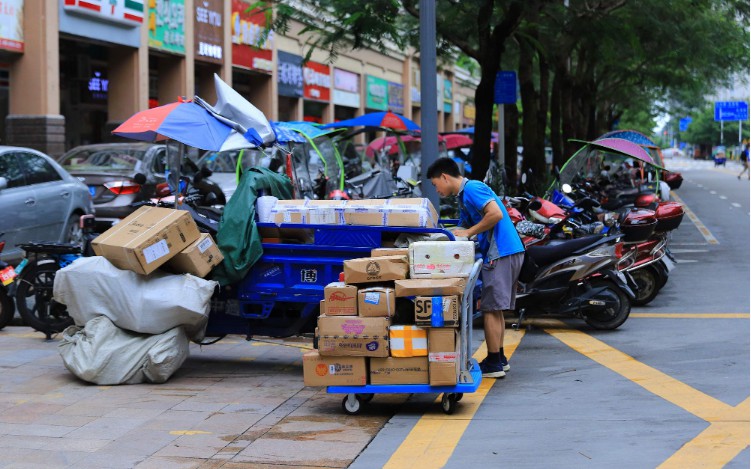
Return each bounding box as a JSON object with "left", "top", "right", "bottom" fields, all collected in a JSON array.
[{"left": 0, "top": 146, "right": 94, "bottom": 263}]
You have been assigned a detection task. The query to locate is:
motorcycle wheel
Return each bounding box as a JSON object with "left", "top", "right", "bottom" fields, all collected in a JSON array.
[
  {"left": 0, "top": 290, "right": 14, "bottom": 330},
  {"left": 15, "top": 260, "right": 73, "bottom": 337},
  {"left": 630, "top": 267, "right": 661, "bottom": 306},
  {"left": 584, "top": 280, "right": 631, "bottom": 330}
]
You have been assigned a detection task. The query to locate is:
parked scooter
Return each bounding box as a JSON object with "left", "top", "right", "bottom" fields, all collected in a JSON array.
[{"left": 0, "top": 234, "right": 19, "bottom": 329}]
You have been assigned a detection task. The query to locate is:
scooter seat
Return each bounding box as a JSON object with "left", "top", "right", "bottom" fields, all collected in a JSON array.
[{"left": 526, "top": 235, "right": 604, "bottom": 268}]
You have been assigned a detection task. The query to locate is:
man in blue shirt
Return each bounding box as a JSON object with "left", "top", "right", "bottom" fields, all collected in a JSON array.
[{"left": 428, "top": 158, "right": 525, "bottom": 378}]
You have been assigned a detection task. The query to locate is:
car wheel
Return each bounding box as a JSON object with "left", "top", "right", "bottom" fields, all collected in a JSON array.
[{"left": 64, "top": 215, "right": 83, "bottom": 246}]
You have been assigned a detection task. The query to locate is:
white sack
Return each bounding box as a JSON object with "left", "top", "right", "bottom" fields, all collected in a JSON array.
[
  {"left": 53, "top": 256, "right": 216, "bottom": 338},
  {"left": 59, "top": 316, "right": 189, "bottom": 385}
]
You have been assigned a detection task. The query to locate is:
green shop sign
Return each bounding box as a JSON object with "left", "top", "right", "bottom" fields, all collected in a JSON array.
[
  {"left": 148, "top": 0, "right": 186, "bottom": 54},
  {"left": 366, "top": 75, "right": 388, "bottom": 111}
]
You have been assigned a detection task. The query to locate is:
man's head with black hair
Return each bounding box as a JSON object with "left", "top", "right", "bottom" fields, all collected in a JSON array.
[{"left": 427, "top": 158, "right": 464, "bottom": 197}]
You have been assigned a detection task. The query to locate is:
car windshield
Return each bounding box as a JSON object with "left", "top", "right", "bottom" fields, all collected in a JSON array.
[
  {"left": 60, "top": 147, "right": 147, "bottom": 172},
  {"left": 197, "top": 148, "right": 272, "bottom": 173}
]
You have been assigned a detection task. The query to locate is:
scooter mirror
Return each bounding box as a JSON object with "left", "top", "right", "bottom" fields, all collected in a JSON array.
[
  {"left": 521, "top": 173, "right": 527, "bottom": 184},
  {"left": 562, "top": 183, "right": 572, "bottom": 194}
]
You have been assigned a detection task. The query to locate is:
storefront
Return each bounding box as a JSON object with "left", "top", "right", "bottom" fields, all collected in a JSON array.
[
  {"left": 231, "top": 0, "right": 273, "bottom": 115},
  {"left": 302, "top": 60, "right": 331, "bottom": 123},
  {"left": 0, "top": 0, "right": 23, "bottom": 144},
  {"left": 193, "top": 0, "right": 224, "bottom": 102},
  {"left": 277, "top": 50, "right": 303, "bottom": 121},
  {"left": 332, "top": 68, "right": 360, "bottom": 122},
  {"left": 147, "top": 0, "right": 186, "bottom": 108},
  {"left": 58, "top": 0, "right": 143, "bottom": 147}
]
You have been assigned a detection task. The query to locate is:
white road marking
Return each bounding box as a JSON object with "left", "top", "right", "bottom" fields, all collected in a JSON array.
[
  {"left": 710, "top": 190, "right": 717, "bottom": 194},
  {"left": 732, "top": 203, "right": 742, "bottom": 208},
  {"left": 669, "top": 249, "right": 710, "bottom": 254},
  {"left": 671, "top": 242, "right": 709, "bottom": 246},
  {"left": 675, "top": 259, "right": 699, "bottom": 263},
  {"left": 719, "top": 196, "right": 727, "bottom": 200}
]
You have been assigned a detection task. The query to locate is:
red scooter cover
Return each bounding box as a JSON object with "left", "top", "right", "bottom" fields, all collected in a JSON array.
[
  {"left": 621, "top": 208, "right": 657, "bottom": 243},
  {"left": 654, "top": 201, "right": 684, "bottom": 232}
]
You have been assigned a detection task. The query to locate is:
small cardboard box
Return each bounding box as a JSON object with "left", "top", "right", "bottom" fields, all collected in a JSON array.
[
  {"left": 428, "top": 329, "right": 461, "bottom": 386},
  {"left": 394, "top": 278, "right": 466, "bottom": 297},
  {"left": 358, "top": 286, "right": 395, "bottom": 317},
  {"left": 415, "top": 296, "right": 460, "bottom": 327},
  {"left": 307, "top": 200, "right": 346, "bottom": 225},
  {"left": 370, "top": 356, "right": 429, "bottom": 385},
  {"left": 409, "top": 241, "right": 475, "bottom": 278},
  {"left": 303, "top": 350, "right": 367, "bottom": 386},
  {"left": 371, "top": 248, "right": 409, "bottom": 257},
  {"left": 388, "top": 198, "right": 439, "bottom": 225},
  {"left": 316, "top": 315, "right": 390, "bottom": 357},
  {"left": 91, "top": 206, "right": 201, "bottom": 275},
  {"left": 343, "top": 255, "right": 408, "bottom": 284},
  {"left": 343, "top": 207, "right": 387, "bottom": 226},
  {"left": 166, "top": 233, "right": 224, "bottom": 278},
  {"left": 389, "top": 325, "right": 428, "bottom": 357},
  {"left": 324, "top": 282, "right": 358, "bottom": 316},
  {"left": 384, "top": 206, "right": 437, "bottom": 228}
]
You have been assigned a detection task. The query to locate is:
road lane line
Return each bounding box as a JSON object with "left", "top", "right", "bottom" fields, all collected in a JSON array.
[
  {"left": 668, "top": 249, "right": 709, "bottom": 254},
  {"left": 670, "top": 191, "right": 719, "bottom": 245},
  {"left": 658, "top": 399, "right": 749, "bottom": 469},
  {"left": 383, "top": 329, "right": 526, "bottom": 469},
  {"left": 544, "top": 326, "right": 732, "bottom": 421},
  {"left": 732, "top": 203, "right": 741, "bottom": 208},
  {"left": 630, "top": 313, "right": 749, "bottom": 319}
]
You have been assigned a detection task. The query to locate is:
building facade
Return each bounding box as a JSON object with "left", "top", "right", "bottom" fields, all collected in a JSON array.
[{"left": 2, "top": 1, "right": 477, "bottom": 156}]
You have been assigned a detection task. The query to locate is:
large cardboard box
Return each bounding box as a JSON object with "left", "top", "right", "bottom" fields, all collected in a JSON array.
[
  {"left": 371, "top": 248, "right": 409, "bottom": 257},
  {"left": 415, "top": 296, "right": 460, "bottom": 327},
  {"left": 428, "top": 329, "right": 461, "bottom": 386},
  {"left": 370, "top": 356, "right": 429, "bottom": 385},
  {"left": 388, "top": 198, "right": 439, "bottom": 225},
  {"left": 317, "top": 316, "right": 390, "bottom": 357},
  {"left": 358, "top": 286, "right": 395, "bottom": 317},
  {"left": 307, "top": 200, "right": 346, "bottom": 225},
  {"left": 343, "top": 255, "right": 408, "bottom": 284},
  {"left": 303, "top": 350, "right": 367, "bottom": 386},
  {"left": 389, "top": 325, "right": 428, "bottom": 357},
  {"left": 409, "top": 241, "right": 475, "bottom": 278},
  {"left": 384, "top": 205, "right": 437, "bottom": 228},
  {"left": 324, "top": 282, "right": 358, "bottom": 316},
  {"left": 394, "top": 278, "right": 466, "bottom": 297},
  {"left": 91, "top": 206, "right": 201, "bottom": 275},
  {"left": 166, "top": 233, "right": 224, "bottom": 278}
]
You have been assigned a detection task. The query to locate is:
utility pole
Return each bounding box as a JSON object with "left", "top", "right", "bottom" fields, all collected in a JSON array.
[{"left": 419, "top": 0, "right": 439, "bottom": 209}]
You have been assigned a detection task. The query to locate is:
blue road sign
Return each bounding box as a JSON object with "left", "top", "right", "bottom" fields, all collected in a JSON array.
[
  {"left": 494, "top": 71, "right": 517, "bottom": 104},
  {"left": 679, "top": 118, "right": 691, "bottom": 132},
  {"left": 714, "top": 101, "right": 748, "bottom": 121}
]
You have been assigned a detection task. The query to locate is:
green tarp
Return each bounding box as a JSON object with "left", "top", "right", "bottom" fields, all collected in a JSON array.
[{"left": 211, "top": 167, "right": 293, "bottom": 286}]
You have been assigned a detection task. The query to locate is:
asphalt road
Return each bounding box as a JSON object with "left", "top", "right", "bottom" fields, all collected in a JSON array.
[{"left": 0, "top": 154, "right": 746, "bottom": 468}]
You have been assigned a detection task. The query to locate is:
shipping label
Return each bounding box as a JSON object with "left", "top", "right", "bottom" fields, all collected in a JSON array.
[{"left": 143, "top": 239, "right": 170, "bottom": 264}]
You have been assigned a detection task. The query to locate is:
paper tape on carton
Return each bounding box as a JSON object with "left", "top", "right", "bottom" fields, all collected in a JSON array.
[{"left": 389, "top": 325, "right": 428, "bottom": 357}]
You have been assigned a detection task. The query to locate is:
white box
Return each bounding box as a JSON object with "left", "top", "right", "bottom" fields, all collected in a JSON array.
[{"left": 409, "top": 241, "right": 475, "bottom": 278}]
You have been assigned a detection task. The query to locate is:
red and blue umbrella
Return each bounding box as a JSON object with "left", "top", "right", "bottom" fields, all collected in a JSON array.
[{"left": 321, "top": 111, "right": 420, "bottom": 132}]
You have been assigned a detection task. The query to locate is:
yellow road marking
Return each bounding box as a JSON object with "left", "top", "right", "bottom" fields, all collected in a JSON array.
[
  {"left": 383, "top": 329, "right": 526, "bottom": 469},
  {"left": 545, "top": 324, "right": 749, "bottom": 466},
  {"left": 671, "top": 191, "right": 719, "bottom": 245},
  {"left": 630, "top": 313, "right": 749, "bottom": 319},
  {"left": 659, "top": 399, "right": 750, "bottom": 469},
  {"left": 169, "top": 430, "right": 213, "bottom": 436}
]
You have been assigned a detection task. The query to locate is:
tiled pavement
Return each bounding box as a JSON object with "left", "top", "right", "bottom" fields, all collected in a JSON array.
[{"left": 0, "top": 327, "right": 404, "bottom": 468}]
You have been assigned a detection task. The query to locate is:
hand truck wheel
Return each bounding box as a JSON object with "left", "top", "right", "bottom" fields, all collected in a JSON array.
[
  {"left": 342, "top": 394, "right": 363, "bottom": 415},
  {"left": 441, "top": 393, "right": 458, "bottom": 414}
]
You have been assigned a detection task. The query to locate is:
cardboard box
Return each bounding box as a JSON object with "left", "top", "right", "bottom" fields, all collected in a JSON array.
[
  {"left": 316, "top": 315, "right": 390, "bottom": 357},
  {"left": 358, "top": 286, "right": 395, "bottom": 317},
  {"left": 370, "top": 356, "right": 429, "bottom": 385},
  {"left": 394, "top": 278, "right": 466, "bottom": 297},
  {"left": 303, "top": 350, "right": 367, "bottom": 386},
  {"left": 409, "top": 241, "right": 475, "bottom": 278},
  {"left": 324, "top": 282, "right": 358, "bottom": 316},
  {"left": 389, "top": 325, "right": 428, "bottom": 357},
  {"left": 388, "top": 198, "right": 439, "bottom": 225},
  {"left": 307, "top": 200, "right": 346, "bottom": 225},
  {"left": 415, "top": 296, "right": 460, "bottom": 327},
  {"left": 384, "top": 206, "right": 437, "bottom": 228},
  {"left": 428, "top": 329, "right": 461, "bottom": 386},
  {"left": 343, "top": 206, "right": 387, "bottom": 226},
  {"left": 343, "top": 255, "right": 408, "bottom": 284},
  {"left": 166, "top": 233, "right": 224, "bottom": 278},
  {"left": 91, "top": 206, "right": 201, "bottom": 275},
  {"left": 371, "top": 248, "right": 409, "bottom": 257}
]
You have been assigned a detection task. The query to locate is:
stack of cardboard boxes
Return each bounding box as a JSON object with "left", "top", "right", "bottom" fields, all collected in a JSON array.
[{"left": 303, "top": 241, "right": 475, "bottom": 387}]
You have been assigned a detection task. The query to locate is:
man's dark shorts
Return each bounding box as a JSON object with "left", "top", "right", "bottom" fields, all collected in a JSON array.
[{"left": 480, "top": 252, "right": 524, "bottom": 312}]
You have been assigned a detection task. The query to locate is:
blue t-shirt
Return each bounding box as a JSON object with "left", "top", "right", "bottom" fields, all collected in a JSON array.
[{"left": 458, "top": 179, "right": 524, "bottom": 261}]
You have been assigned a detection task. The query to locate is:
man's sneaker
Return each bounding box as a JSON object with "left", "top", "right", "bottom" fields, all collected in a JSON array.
[
  {"left": 480, "top": 360, "right": 506, "bottom": 378},
  {"left": 500, "top": 356, "right": 510, "bottom": 372}
]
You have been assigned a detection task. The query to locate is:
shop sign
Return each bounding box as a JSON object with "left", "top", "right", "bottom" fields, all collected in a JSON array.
[
  {"left": 86, "top": 70, "right": 108, "bottom": 102},
  {"left": 63, "top": 0, "right": 144, "bottom": 27},
  {"left": 454, "top": 101, "right": 461, "bottom": 118},
  {"left": 148, "top": 0, "right": 185, "bottom": 54},
  {"left": 231, "top": 0, "right": 273, "bottom": 73},
  {"left": 365, "top": 75, "right": 388, "bottom": 111},
  {"left": 0, "top": 0, "right": 22, "bottom": 53},
  {"left": 303, "top": 61, "right": 331, "bottom": 101},
  {"left": 410, "top": 65, "right": 420, "bottom": 105},
  {"left": 387, "top": 82, "right": 404, "bottom": 114},
  {"left": 436, "top": 75, "right": 443, "bottom": 110},
  {"left": 333, "top": 69, "right": 360, "bottom": 107},
  {"left": 463, "top": 103, "right": 476, "bottom": 123},
  {"left": 194, "top": 0, "right": 223, "bottom": 64},
  {"left": 277, "top": 50, "right": 303, "bottom": 98},
  {"left": 443, "top": 79, "right": 453, "bottom": 113}
]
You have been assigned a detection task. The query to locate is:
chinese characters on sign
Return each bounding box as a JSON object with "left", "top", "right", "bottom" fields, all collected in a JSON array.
[
  {"left": 231, "top": 0, "right": 273, "bottom": 73},
  {"left": 387, "top": 82, "right": 404, "bottom": 114},
  {"left": 366, "top": 75, "right": 388, "bottom": 111},
  {"left": 87, "top": 71, "right": 109, "bottom": 101},
  {"left": 0, "top": 0, "right": 22, "bottom": 53},
  {"left": 333, "top": 68, "right": 360, "bottom": 108},
  {"left": 303, "top": 61, "right": 331, "bottom": 101},
  {"left": 277, "top": 50, "right": 303, "bottom": 97},
  {"left": 194, "top": 0, "right": 223, "bottom": 64},
  {"left": 148, "top": 0, "right": 185, "bottom": 54}
]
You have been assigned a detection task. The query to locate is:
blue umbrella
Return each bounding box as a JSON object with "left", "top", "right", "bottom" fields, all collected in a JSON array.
[
  {"left": 599, "top": 130, "right": 657, "bottom": 147},
  {"left": 320, "top": 111, "right": 420, "bottom": 132},
  {"left": 271, "top": 122, "right": 306, "bottom": 143}
]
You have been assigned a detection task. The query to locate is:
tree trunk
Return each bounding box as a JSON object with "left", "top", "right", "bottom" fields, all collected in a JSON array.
[
  {"left": 470, "top": 53, "right": 503, "bottom": 182},
  {"left": 550, "top": 71, "right": 564, "bottom": 170}
]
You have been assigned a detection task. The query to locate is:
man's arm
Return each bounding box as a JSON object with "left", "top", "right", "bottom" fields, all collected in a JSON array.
[{"left": 454, "top": 201, "right": 503, "bottom": 238}]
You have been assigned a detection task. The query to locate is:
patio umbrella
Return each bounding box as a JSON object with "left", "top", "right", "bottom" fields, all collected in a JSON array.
[
  {"left": 599, "top": 130, "right": 657, "bottom": 148},
  {"left": 449, "top": 127, "right": 498, "bottom": 143},
  {"left": 589, "top": 137, "right": 657, "bottom": 165},
  {"left": 321, "top": 111, "right": 420, "bottom": 132},
  {"left": 112, "top": 100, "right": 234, "bottom": 151},
  {"left": 442, "top": 133, "right": 473, "bottom": 150}
]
